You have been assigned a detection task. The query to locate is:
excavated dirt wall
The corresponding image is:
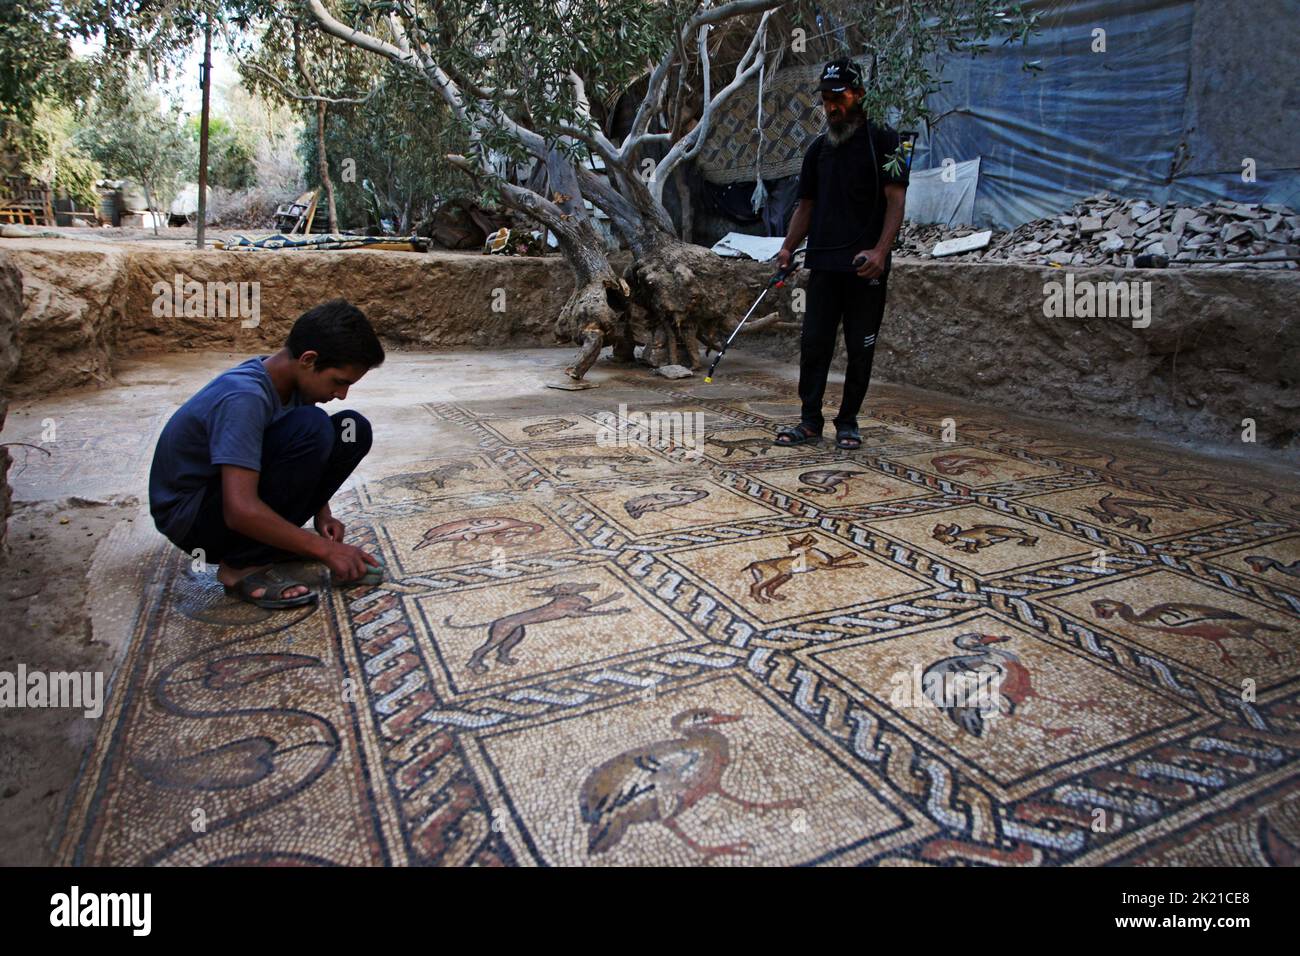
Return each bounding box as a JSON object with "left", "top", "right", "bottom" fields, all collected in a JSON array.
[
  {"left": 2, "top": 238, "right": 1297, "bottom": 459},
  {"left": 0, "top": 251, "right": 22, "bottom": 550}
]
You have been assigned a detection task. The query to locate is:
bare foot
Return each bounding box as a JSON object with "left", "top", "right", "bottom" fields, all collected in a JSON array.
[{"left": 217, "top": 562, "right": 310, "bottom": 600}]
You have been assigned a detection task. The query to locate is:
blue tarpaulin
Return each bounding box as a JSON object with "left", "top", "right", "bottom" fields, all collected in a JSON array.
[{"left": 910, "top": 0, "right": 1300, "bottom": 229}]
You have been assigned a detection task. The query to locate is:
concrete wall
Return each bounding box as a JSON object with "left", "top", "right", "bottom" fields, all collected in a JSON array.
[{"left": 1, "top": 238, "right": 1296, "bottom": 462}]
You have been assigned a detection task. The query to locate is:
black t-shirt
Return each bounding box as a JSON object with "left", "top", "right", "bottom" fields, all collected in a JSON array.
[{"left": 797, "top": 120, "right": 908, "bottom": 272}]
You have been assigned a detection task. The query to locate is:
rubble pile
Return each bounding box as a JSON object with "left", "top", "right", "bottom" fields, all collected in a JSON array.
[{"left": 895, "top": 194, "right": 1300, "bottom": 268}]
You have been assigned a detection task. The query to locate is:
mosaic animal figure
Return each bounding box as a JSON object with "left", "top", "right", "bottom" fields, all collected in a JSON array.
[
  {"left": 930, "top": 454, "right": 1003, "bottom": 479},
  {"left": 710, "top": 435, "right": 776, "bottom": 458},
  {"left": 522, "top": 418, "right": 579, "bottom": 437},
  {"left": 931, "top": 523, "right": 1039, "bottom": 553},
  {"left": 924, "top": 633, "right": 1103, "bottom": 740},
  {"left": 413, "top": 516, "right": 544, "bottom": 553},
  {"left": 579, "top": 708, "right": 799, "bottom": 859},
  {"left": 550, "top": 453, "right": 651, "bottom": 478},
  {"left": 1081, "top": 491, "right": 1186, "bottom": 533},
  {"left": 1090, "top": 599, "right": 1285, "bottom": 666},
  {"left": 623, "top": 484, "right": 708, "bottom": 520},
  {"left": 743, "top": 533, "right": 864, "bottom": 604},
  {"left": 446, "top": 582, "right": 630, "bottom": 675},
  {"left": 1244, "top": 555, "right": 1300, "bottom": 579},
  {"left": 386, "top": 461, "right": 476, "bottom": 494},
  {"left": 921, "top": 633, "right": 1008, "bottom": 739},
  {"left": 796, "top": 468, "right": 877, "bottom": 499}
]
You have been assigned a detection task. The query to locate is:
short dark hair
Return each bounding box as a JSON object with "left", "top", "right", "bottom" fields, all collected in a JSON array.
[{"left": 287, "top": 299, "right": 385, "bottom": 370}]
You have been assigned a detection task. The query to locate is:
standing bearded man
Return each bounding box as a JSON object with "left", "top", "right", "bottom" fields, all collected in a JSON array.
[{"left": 774, "top": 59, "right": 909, "bottom": 451}]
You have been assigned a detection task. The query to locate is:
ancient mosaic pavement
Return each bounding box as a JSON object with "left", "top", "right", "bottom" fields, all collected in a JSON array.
[{"left": 58, "top": 373, "right": 1300, "bottom": 866}]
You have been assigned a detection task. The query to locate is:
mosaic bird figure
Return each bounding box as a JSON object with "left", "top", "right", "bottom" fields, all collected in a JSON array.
[
  {"left": 1090, "top": 599, "right": 1285, "bottom": 666},
  {"left": 1244, "top": 555, "right": 1300, "bottom": 579},
  {"left": 921, "top": 633, "right": 1011, "bottom": 738},
  {"left": 797, "top": 468, "right": 865, "bottom": 499},
  {"left": 579, "top": 708, "right": 798, "bottom": 860},
  {"left": 1259, "top": 816, "right": 1300, "bottom": 867},
  {"left": 930, "top": 453, "right": 1002, "bottom": 479},
  {"left": 935, "top": 633, "right": 1104, "bottom": 739}
]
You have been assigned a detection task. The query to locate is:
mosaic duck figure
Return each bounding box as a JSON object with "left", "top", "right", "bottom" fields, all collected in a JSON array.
[
  {"left": 1090, "top": 599, "right": 1284, "bottom": 665},
  {"left": 579, "top": 708, "right": 797, "bottom": 860},
  {"left": 932, "top": 633, "right": 1104, "bottom": 739},
  {"left": 922, "top": 633, "right": 1010, "bottom": 738}
]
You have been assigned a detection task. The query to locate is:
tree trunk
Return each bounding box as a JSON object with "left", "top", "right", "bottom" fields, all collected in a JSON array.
[
  {"left": 143, "top": 181, "right": 158, "bottom": 236},
  {"left": 315, "top": 101, "right": 338, "bottom": 233},
  {"left": 572, "top": 164, "right": 731, "bottom": 372},
  {"left": 624, "top": 230, "right": 733, "bottom": 370},
  {"left": 495, "top": 182, "right": 631, "bottom": 380}
]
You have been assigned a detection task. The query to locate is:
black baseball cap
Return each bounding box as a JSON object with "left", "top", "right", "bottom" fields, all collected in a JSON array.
[{"left": 817, "top": 59, "right": 864, "bottom": 93}]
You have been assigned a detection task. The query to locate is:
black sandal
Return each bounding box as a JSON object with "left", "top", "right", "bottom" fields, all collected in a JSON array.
[
  {"left": 835, "top": 427, "right": 862, "bottom": 450},
  {"left": 774, "top": 423, "right": 822, "bottom": 446},
  {"left": 223, "top": 567, "right": 318, "bottom": 609}
]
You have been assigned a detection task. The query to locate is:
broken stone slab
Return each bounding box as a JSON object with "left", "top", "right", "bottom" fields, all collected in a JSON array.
[
  {"left": 654, "top": 364, "right": 694, "bottom": 379},
  {"left": 1170, "top": 208, "right": 1197, "bottom": 236},
  {"left": 1102, "top": 210, "right": 1132, "bottom": 232},
  {"left": 1078, "top": 216, "right": 1104, "bottom": 234},
  {"left": 1220, "top": 223, "right": 1252, "bottom": 242},
  {"left": 931, "top": 230, "right": 992, "bottom": 257}
]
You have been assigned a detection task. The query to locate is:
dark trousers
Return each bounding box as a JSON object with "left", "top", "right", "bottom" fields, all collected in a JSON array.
[
  {"left": 798, "top": 270, "right": 889, "bottom": 432},
  {"left": 180, "top": 406, "right": 373, "bottom": 569}
]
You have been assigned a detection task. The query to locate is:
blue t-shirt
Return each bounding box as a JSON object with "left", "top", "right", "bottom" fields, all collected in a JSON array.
[{"left": 148, "top": 357, "right": 302, "bottom": 542}]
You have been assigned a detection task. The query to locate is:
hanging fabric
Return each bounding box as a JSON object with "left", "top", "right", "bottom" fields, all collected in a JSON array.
[{"left": 749, "top": 28, "right": 768, "bottom": 219}]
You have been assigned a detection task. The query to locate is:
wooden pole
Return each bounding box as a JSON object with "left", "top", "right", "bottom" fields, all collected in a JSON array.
[{"left": 196, "top": 19, "right": 212, "bottom": 248}]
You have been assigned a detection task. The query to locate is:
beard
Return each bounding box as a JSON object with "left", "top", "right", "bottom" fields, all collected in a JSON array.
[{"left": 826, "top": 109, "right": 865, "bottom": 147}]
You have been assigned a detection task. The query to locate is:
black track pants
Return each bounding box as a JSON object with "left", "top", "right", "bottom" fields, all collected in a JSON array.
[{"left": 797, "top": 270, "right": 888, "bottom": 432}]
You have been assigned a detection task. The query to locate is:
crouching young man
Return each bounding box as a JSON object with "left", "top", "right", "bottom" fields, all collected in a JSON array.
[{"left": 148, "top": 299, "right": 384, "bottom": 608}]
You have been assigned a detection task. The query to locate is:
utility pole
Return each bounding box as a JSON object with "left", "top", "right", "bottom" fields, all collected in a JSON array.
[{"left": 196, "top": 19, "right": 212, "bottom": 249}]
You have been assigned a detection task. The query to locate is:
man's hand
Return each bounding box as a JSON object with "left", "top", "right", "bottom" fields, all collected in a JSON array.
[
  {"left": 854, "top": 247, "right": 887, "bottom": 279},
  {"left": 776, "top": 246, "right": 794, "bottom": 271},
  {"left": 314, "top": 509, "right": 345, "bottom": 542},
  {"left": 319, "top": 539, "right": 379, "bottom": 582}
]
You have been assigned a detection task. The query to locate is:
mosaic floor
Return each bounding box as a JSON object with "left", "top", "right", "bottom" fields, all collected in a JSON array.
[{"left": 56, "top": 369, "right": 1300, "bottom": 866}]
